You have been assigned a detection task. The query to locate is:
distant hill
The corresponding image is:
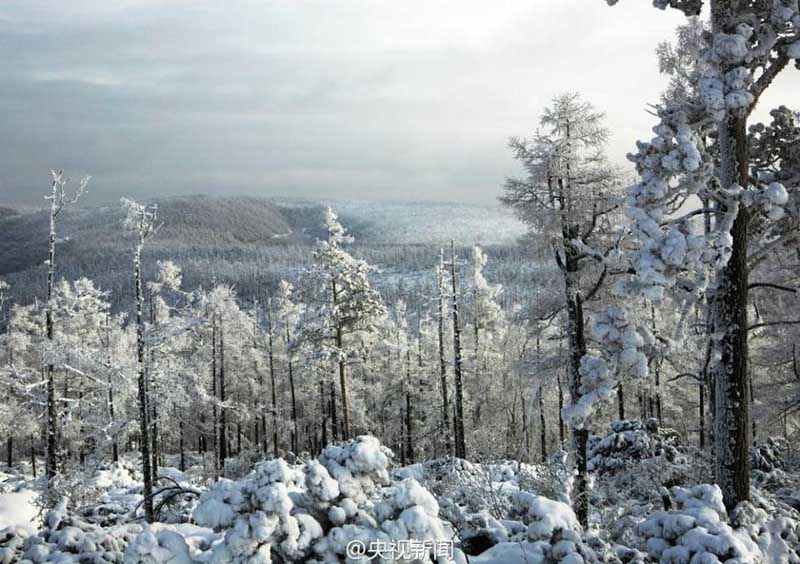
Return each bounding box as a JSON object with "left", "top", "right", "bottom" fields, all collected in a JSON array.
[{"left": 0, "top": 195, "right": 535, "bottom": 312}]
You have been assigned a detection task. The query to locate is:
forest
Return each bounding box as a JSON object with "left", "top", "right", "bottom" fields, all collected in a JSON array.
[{"left": 1, "top": 1, "right": 800, "bottom": 563}]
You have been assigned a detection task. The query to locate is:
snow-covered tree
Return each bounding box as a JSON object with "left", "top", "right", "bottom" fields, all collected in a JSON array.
[
  {"left": 605, "top": 0, "right": 800, "bottom": 511},
  {"left": 43, "top": 172, "right": 88, "bottom": 481},
  {"left": 299, "top": 208, "right": 386, "bottom": 441},
  {"left": 122, "top": 197, "right": 159, "bottom": 522},
  {"left": 501, "top": 93, "right": 627, "bottom": 525}
]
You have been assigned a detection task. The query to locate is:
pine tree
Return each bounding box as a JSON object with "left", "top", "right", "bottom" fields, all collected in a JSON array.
[{"left": 299, "top": 208, "right": 386, "bottom": 440}]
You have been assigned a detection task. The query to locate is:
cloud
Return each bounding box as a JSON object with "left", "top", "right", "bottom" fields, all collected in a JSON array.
[{"left": 1, "top": 1, "right": 795, "bottom": 206}]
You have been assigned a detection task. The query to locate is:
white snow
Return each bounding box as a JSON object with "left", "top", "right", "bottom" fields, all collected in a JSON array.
[{"left": 0, "top": 489, "right": 38, "bottom": 534}]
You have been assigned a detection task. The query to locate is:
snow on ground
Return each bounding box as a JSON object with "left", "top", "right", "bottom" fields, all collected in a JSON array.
[
  {"left": 0, "top": 489, "right": 38, "bottom": 534},
  {"left": 0, "top": 430, "right": 798, "bottom": 562}
]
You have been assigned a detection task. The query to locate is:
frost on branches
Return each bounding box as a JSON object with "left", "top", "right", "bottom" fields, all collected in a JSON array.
[
  {"left": 618, "top": 7, "right": 798, "bottom": 304},
  {"left": 563, "top": 306, "right": 652, "bottom": 430}
]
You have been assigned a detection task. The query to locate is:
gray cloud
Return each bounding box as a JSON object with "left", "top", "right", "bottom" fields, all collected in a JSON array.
[{"left": 1, "top": 1, "right": 796, "bottom": 206}]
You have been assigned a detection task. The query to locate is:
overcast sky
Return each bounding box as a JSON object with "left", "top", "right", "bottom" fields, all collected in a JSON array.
[{"left": 1, "top": 1, "right": 798, "bottom": 207}]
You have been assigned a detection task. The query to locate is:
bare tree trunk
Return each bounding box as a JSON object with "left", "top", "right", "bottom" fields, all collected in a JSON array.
[
  {"left": 405, "top": 348, "right": 414, "bottom": 463},
  {"left": 699, "top": 383, "right": 705, "bottom": 449},
  {"left": 149, "top": 295, "right": 159, "bottom": 479},
  {"left": 450, "top": 241, "right": 466, "bottom": 459},
  {"left": 211, "top": 317, "right": 219, "bottom": 476},
  {"left": 557, "top": 372, "right": 565, "bottom": 445},
  {"left": 330, "top": 278, "right": 351, "bottom": 440},
  {"left": 266, "top": 305, "right": 279, "bottom": 457},
  {"left": 437, "top": 255, "right": 452, "bottom": 455},
  {"left": 179, "top": 416, "right": 186, "bottom": 472},
  {"left": 107, "top": 317, "right": 119, "bottom": 463},
  {"left": 286, "top": 325, "right": 298, "bottom": 453},
  {"left": 45, "top": 187, "right": 58, "bottom": 481},
  {"left": 30, "top": 438, "right": 36, "bottom": 478},
  {"left": 319, "top": 378, "right": 328, "bottom": 449},
  {"left": 218, "top": 318, "right": 228, "bottom": 470},
  {"left": 329, "top": 378, "right": 338, "bottom": 441},
  {"left": 539, "top": 388, "right": 548, "bottom": 461},
  {"left": 617, "top": 383, "right": 625, "bottom": 421},
  {"left": 134, "top": 241, "right": 154, "bottom": 522}
]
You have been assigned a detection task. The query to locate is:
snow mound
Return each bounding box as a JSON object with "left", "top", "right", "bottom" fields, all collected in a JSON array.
[
  {"left": 192, "top": 434, "right": 456, "bottom": 562},
  {"left": 636, "top": 484, "right": 800, "bottom": 563}
]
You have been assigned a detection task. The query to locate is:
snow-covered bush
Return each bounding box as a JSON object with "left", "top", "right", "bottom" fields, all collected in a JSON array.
[
  {"left": 588, "top": 419, "right": 681, "bottom": 476},
  {"left": 9, "top": 500, "right": 140, "bottom": 563},
  {"left": 636, "top": 484, "right": 800, "bottom": 563},
  {"left": 752, "top": 437, "right": 791, "bottom": 473},
  {"left": 190, "top": 435, "right": 456, "bottom": 563}
]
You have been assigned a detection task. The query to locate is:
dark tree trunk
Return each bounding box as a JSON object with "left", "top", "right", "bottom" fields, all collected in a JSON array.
[
  {"left": 699, "top": 383, "right": 705, "bottom": 449},
  {"left": 329, "top": 379, "right": 338, "bottom": 441},
  {"left": 563, "top": 232, "right": 589, "bottom": 527},
  {"left": 539, "top": 389, "right": 548, "bottom": 461},
  {"left": 437, "top": 254, "right": 452, "bottom": 455},
  {"left": 330, "top": 278, "right": 352, "bottom": 440},
  {"left": 319, "top": 379, "right": 328, "bottom": 449},
  {"left": 267, "top": 307, "right": 279, "bottom": 457},
  {"left": 45, "top": 186, "right": 58, "bottom": 481},
  {"left": 134, "top": 242, "right": 154, "bottom": 522},
  {"left": 711, "top": 107, "right": 751, "bottom": 512},
  {"left": 405, "top": 349, "right": 414, "bottom": 463},
  {"left": 450, "top": 241, "right": 466, "bottom": 459},
  {"left": 6, "top": 437, "right": 11, "bottom": 469},
  {"left": 211, "top": 317, "right": 219, "bottom": 476},
  {"left": 287, "top": 326, "right": 298, "bottom": 453},
  {"left": 557, "top": 372, "right": 565, "bottom": 445},
  {"left": 179, "top": 417, "right": 186, "bottom": 472},
  {"left": 617, "top": 383, "right": 625, "bottom": 421},
  {"left": 218, "top": 318, "right": 228, "bottom": 470}
]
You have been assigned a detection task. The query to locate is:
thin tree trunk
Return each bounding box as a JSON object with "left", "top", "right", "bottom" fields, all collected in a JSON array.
[
  {"left": 149, "top": 294, "right": 159, "bottom": 479},
  {"left": 329, "top": 379, "right": 338, "bottom": 441},
  {"left": 211, "top": 317, "right": 219, "bottom": 476},
  {"left": 437, "top": 255, "right": 452, "bottom": 455},
  {"left": 450, "top": 241, "right": 466, "bottom": 459},
  {"left": 30, "top": 438, "right": 36, "bottom": 478},
  {"left": 134, "top": 241, "right": 154, "bottom": 522},
  {"left": 617, "top": 383, "right": 625, "bottom": 421},
  {"left": 557, "top": 372, "right": 565, "bottom": 445},
  {"left": 179, "top": 416, "right": 186, "bottom": 472},
  {"left": 319, "top": 378, "right": 328, "bottom": 449},
  {"left": 539, "top": 389, "right": 548, "bottom": 461},
  {"left": 218, "top": 317, "right": 228, "bottom": 470},
  {"left": 405, "top": 348, "right": 414, "bottom": 463},
  {"left": 287, "top": 325, "right": 298, "bottom": 454},
  {"left": 699, "top": 383, "right": 705, "bottom": 449},
  {"left": 45, "top": 185, "right": 58, "bottom": 480},
  {"left": 330, "top": 278, "right": 351, "bottom": 440},
  {"left": 107, "top": 320, "right": 119, "bottom": 464},
  {"left": 267, "top": 306, "right": 279, "bottom": 457}
]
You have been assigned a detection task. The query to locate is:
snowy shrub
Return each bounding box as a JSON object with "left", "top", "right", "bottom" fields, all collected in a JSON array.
[
  {"left": 190, "top": 435, "right": 456, "bottom": 563},
  {"left": 123, "top": 526, "right": 192, "bottom": 563},
  {"left": 636, "top": 484, "right": 800, "bottom": 563},
  {"left": 588, "top": 419, "right": 681, "bottom": 476},
  {"left": 752, "top": 437, "right": 790, "bottom": 473},
  {"left": 10, "top": 500, "right": 140, "bottom": 563}
]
